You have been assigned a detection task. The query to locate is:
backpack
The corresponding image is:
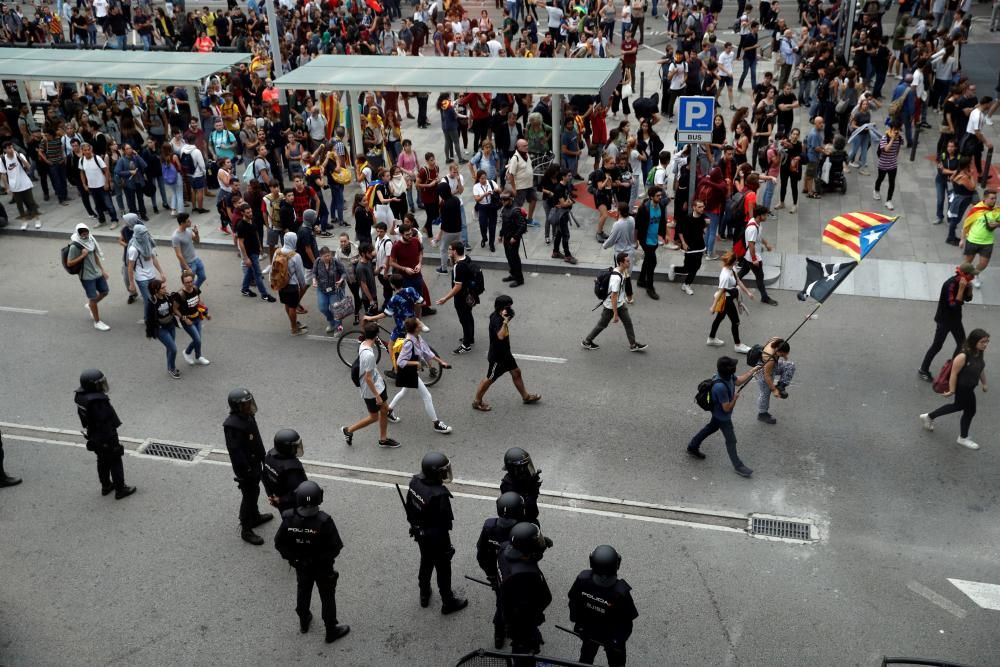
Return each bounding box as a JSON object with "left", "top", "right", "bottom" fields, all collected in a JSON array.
[
  {"left": 350, "top": 355, "right": 362, "bottom": 387},
  {"left": 722, "top": 190, "right": 746, "bottom": 238},
  {"left": 646, "top": 165, "right": 664, "bottom": 187},
  {"left": 733, "top": 219, "right": 758, "bottom": 258},
  {"left": 61, "top": 241, "right": 84, "bottom": 275},
  {"left": 269, "top": 250, "right": 295, "bottom": 291},
  {"left": 594, "top": 268, "right": 622, "bottom": 301},
  {"left": 695, "top": 377, "right": 724, "bottom": 411},
  {"left": 162, "top": 160, "right": 178, "bottom": 185},
  {"left": 467, "top": 260, "right": 486, "bottom": 297},
  {"left": 179, "top": 150, "right": 196, "bottom": 176}
]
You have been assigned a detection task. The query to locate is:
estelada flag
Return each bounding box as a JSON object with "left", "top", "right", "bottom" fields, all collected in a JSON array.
[
  {"left": 797, "top": 258, "right": 858, "bottom": 303},
  {"left": 961, "top": 200, "right": 995, "bottom": 236},
  {"left": 821, "top": 211, "right": 897, "bottom": 261}
]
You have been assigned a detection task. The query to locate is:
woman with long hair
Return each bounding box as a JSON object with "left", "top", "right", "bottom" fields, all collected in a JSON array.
[
  {"left": 707, "top": 251, "right": 754, "bottom": 354},
  {"left": 388, "top": 165, "right": 410, "bottom": 221},
  {"left": 777, "top": 127, "right": 802, "bottom": 213},
  {"left": 387, "top": 317, "right": 454, "bottom": 433},
  {"left": 145, "top": 278, "right": 181, "bottom": 380},
  {"left": 921, "top": 328, "right": 990, "bottom": 450},
  {"left": 173, "top": 269, "right": 211, "bottom": 367},
  {"left": 216, "top": 157, "right": 235, "bottom": 234}
]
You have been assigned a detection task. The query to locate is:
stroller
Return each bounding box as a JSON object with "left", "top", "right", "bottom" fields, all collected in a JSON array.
[{"left": 817, "top": 137, "right": 848, "bottom": 195}]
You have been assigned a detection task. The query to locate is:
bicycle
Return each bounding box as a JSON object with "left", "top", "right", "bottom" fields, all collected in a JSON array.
[{"left": 336, "top": 322, "right": 445, "bottom": 387}]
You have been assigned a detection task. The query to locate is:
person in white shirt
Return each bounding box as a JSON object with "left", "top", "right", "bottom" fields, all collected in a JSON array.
[
  {"left": 0, "top": 142, "right": 40, "bottom": 227},
  {"left": 79, "top": 141, "right": 119, "bottom": 226},
  {"left": 736, "top": 203, "right": 777, "bottom": 306},
  {"left": 181, "top": 142, "right": 209, "bottom": 214},
  {"left": 662, "top": 52, "right": 688, "bottom": 120},
  {"left": 718, "top": 42, "right": 736, "bottom": 110},
  {"left": 305, "top": 108, "right": 328, "bottom": 149},
  {"left": 963, "top": 97, "right": 994, "bottom": 174},
  {"left": 582, "top": 252, "right": 647, "bottom": 352},
  {"left": 126, "top": 223, "right": 166, "bottom": 308},
  {"left": 441, "top": 160, "right": 469, "bottom": 249},
  {"left": 374, "top": 221, "right": 395, "bottom": 303}
]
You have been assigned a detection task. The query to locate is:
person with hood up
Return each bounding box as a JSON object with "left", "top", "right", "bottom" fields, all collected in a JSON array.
[
  {"left": 117, "top": 213, "right": 141, "bottom": 304},
  {"left": 66, "top": 222, "right": 112, "bottom": 331},
  {"left": 274, "top": 231, "right": 308, "bottom": 335},
  {"left": 127, "top": 223, "right": 166, "bottom": 308}
]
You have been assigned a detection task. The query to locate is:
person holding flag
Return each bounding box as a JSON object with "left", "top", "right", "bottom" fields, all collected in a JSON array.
[{"left": 959, "top": 190, "right": 999, "bottom": 288}]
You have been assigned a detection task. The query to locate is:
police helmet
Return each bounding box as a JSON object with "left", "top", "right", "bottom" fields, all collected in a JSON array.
[
  {"left": 227, "top": 387, "right": 258, "bottom": 416},
  {"left": 503, "top": 447, "right": 537, "bottom": 480},
  {"left": 273, "top": 428, "right": 304, "bottom": 457},
  {"left": 496, "top": 491, "right": 526, "bottom": 520},
  {"left": 79, "top": 368, "right": 108, "bottom": 393},
  {"left": 295, "top": 480, "right": 323, "bottom": 516},
  {"left": 420, "top": 451, "right": 453, "bottom": 484},
  {"left": 510, "top": 521, "right": 549, "bottom": 557},
  {"left": 590, "top": 545, "right": 622, "bottom": 585}
]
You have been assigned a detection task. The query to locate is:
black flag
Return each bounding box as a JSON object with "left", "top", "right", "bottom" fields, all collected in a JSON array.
[{"left": 797, "top": 258, "right": 858, "bottom": 303}]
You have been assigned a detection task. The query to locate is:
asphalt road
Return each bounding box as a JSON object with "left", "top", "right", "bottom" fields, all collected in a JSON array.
[{"left": 1, "top": 235, "right": 999, "bottom": 665}]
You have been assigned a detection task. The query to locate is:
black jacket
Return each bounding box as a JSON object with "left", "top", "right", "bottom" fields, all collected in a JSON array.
[
  {"left": 223, "top": 413, "right": 266, "bottom": 480},
  {"left": 262, "top": 449, "right": 308, "bottom": 511},
  {"left": 568, "top": 569, "right": 639, "bottom": 644},
  {"left": 274, "top": 509, "right": 343, "bottom": 568},
  {"left": 74, "top": 390, "right": 122, "bottom": 448},
  {"left": 406, "top": 474, "right": 454, "bottom": 538},
  {"left": 634, "top": 197, "right": 670, "bottom": 248}
]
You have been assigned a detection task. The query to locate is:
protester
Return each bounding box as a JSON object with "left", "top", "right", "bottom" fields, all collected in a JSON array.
[
  {"left": 582, "top": 252, "right": 647, "bottom": 352},
  {"left": 472, "top": 295, "right": 541, "bottom": 411},
  {"left": 387, "top": 318, "right": 453, "bottom": 434},
  {"left": 341, "top": 322, "right": 401, "bottom": 449},
  {"left": 687, "top": 355, "right": 756, "bottom": 478},
  {"left": 920, "top": 328, "right": 990, "bottom": 451}
]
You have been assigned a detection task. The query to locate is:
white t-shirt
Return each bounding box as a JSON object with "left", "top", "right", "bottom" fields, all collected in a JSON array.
[
  {"left": 967, "top": 108, "right": 985, "bottom": 136},
  {"left": 744, "top": 218, "right": 762, "bottom": 261},
  {"left": 441, "top": 173, "right": 466, "bottom": 202},
  {"left": 93, "top": 0, "right": 109, "bottom": 18},
  {"left": 718, "top": 266, "right": 737, "bottom": 289},
  {"left": 620, "top": 5, "right": 632, "bottom": 24},
  {"left": 375, "top": 235, "right": 393, "bottom": 272},
  {"left": 668, "top": 61, "right": 688, "bottom": 90},
  {"left": 718, "top": 50, "right": 735, "bottom": 77},
  {"left": 0, "top": 152, "right": 33, "bottom": 193},
  {"left": 652, "top": 165, "right": 669, "bottom": 188},
  {"left": 545, "top": 5, "right": 564, "bottom": 29},
  {"left": 358, "top": 344, "right": 385, "bottom": 399},
  {"left": 127, "top": 245, "right": 159, "bottom": 281},
  {"left": 603, "top": 269, "right": 625, "bottom": 310},
  {"left": 486, "top": 39, "right": 503, "bottom": 57},
  {"left": 81, "top": 156, "right": 108, "bottom": 189},
  {"left": 473, "top": 180, "right": 499, "bottom": 206}
]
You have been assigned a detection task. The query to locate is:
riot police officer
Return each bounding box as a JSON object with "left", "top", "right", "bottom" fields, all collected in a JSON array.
[
  {"left": 405, "top": 452, "right": 468, "bottom": 614},
  {"left": 567, "top": 545, "right": 639, "bottom": 666},
  {"left": 222, "top": 388, "right": 272, "bottom": 545},
  {"left": 74, "top": 369, "right": 135, "bottom": 499},
  {"left": 500, "top": 447, "right": 542, "bottom": 525},
  {"left": 0, "top": 432, "right": 22, "bottom": 487},
  {"left": 274, "top": 481, "right": 351, "bottom": 644},
  {"left": 263, "top": 429, "right": 308, "bottom": 513},
  {"left": 497, "top": 522, "right": 552, "bottom": 661},
  {"left": 475, "top": 492, "right": 526, "bottom": 648}
]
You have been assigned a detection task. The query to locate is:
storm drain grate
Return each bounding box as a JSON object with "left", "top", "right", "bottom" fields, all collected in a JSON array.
[
  {"left": 142, "top": 442, "right": 200, "bottom": 461},
  {"left": 750, "top": 517, "right": 813, "bottom": 541}
]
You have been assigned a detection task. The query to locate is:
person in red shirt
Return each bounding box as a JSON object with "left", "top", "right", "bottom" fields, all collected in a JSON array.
[
  {"left": 416, "top": 153, "right": 440, "bottom": 238},
  {"left": 588, "top": 102, "right": 609, "bottom": 172},
  {"left": 290, "top": 175, "right": 319, "bottom": 223},
  {"left": 620, "top": 31, "right": 639, "bottom": 82},
  {"left": 389, "top": 221, "right": 437, "bottom": 317},
  {"left": 458, "top": 93, "right": 492, "bottom": 152}
]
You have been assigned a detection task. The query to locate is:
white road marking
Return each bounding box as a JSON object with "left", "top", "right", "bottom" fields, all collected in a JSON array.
[
  {"left": 640, "top": 43, "right": 667, "bottom": 56},
  {"left": 306, "top": 335, "right": 337, "bottom": 342},
  {"left": 0, "top": 306, "right": 48, "bottom": 315},
  {"left": 948, "top": 578, "right": 1000, "bottom": 611},
  {"left": 513, "top": 353, "right": 568, "bottom": 364},
  {"left": 907, "top": 581, "right": 968, "bottom": 619}
]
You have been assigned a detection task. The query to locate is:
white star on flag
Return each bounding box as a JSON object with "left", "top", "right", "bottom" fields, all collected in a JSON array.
[
  {"left": 863, "top": 230, "right": 883, "bottom": 244},
  {"left": 825, "top": 272, "right": 839, "bottom": 281}
]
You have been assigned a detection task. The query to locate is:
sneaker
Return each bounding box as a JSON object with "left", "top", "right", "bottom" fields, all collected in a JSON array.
[
  {"left": 885, "top": 200, "right": 894, "bottom": 211},
  {"left": 734, "top": 465, "right": 754, "bottom": 478},
  {"left": 326, "top": 324, "right": 336, "bottom": 333},
  {"left": 183, "top": 350, "right": 196, "bottom": 366},
  {"left": 435, "top": 267, "right": 449, "bottom": 274},
  {"left": 629, "top": 342, "right": 648, "bottom": 352},
  {"left": 341, "top": 426, "right": 353, "bottom": 446},
  {"left": 667, "top": 265, "right": 676, "bottom": 281},
  {"left": 262, "top": 265, "right": 271, "bottom": 275},
  {"left": 919, "top": 413, "right": 934, "bottom": 431},
  {"left": 706, "top": 253, "right": 720, "bottom": 261},
  {"left": 93, "top": 320, "right": 111, "bottom": 331},
  {"left": 858, "top": 168, "right": 870, "bottom": 176},
  {"left": 666, "top": 243, "right": 679, "bottom": 250},
  {"left": 734, "top": 343, "right": 751, "bottom": 354},
  {"left": 681, "top": 283, "right": 694, "bottom": 295},
  {"left": 19, "top": 222, "right": 27, "bottom": 230},
  {"left": 421, "top": 324, "right": 430, "bottom": 333},
  {"left": 241, "top": 289, "right": 257, "bottom": 298},
  {"left": 972, "top": 277, "right": 982, "bottom": 288},
  {"left": 433, "top": 421, "right": 453, "bottom": 434},
  {"left": 454, "top": 343, "right": 473, "bottom": 354},
  {"left": 34, "top": 220, "right": 41, "bottom": 229},
  {"left": 789, "top": 206, "right": 797, "bottom": 213},
  {"left": 564, "top": 255, "right": 578, "bottom": 265},
  {"left": 956, "top": 437, "right": 980, "bottom": 450},
  {"left": 872, "top": 189, "right": 881, "bottom": 201},
  {"left": 917, "top": 369, "right": 933, "bottom": 382},
  {"left": 581, "top": 339, "right": 600, "bottom": 350},
  {"left": 551, "top": 251, "right": 564, "bottom": 259},
  {"left": 706, "top": 337, "right": 724, "bottom": 346},
  {"left": 545, "top": 236, "right": 551, "bottom": 244},
  {"left": 168, "top": 368, "right": 181, "bottom": 379},
  {"left": 262, "top": 294, "right": 277, "bottom": 303},
  {"left": 686, "top": 447, "right": 706, "bottom": 459},
  {"left": 195, "top": 357, "right": 211, "bottom": 366},
  {"left": 761, "top": 297, "right": 779, "bottom": 307},
  {"left": 291, "top": 327, "right": 307, "bottom": 336},
  {"left": 758, "top": 412, "right": 777, "bottom": 424},
  {"left": 387, "top": 410, "right": 401, "bottom": 423},
  {"left": 378, "top": 438, "right": 402, "bottom": 449},
  {"left": 848, "top": 161, "right": 860, "bottom": 168}
]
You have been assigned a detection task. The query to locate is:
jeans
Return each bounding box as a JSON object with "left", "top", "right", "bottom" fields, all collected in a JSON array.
[
  {"left": 738, "top": 58, "right": 757, "bottom": 89},
  {"left": 585, "top": 305, "right": 636, "bottom": 346},
  {"left": 48, "top": 163, "right": 69, "bottom": 202},
  {"left": 181, "top": 318, "right": 202, "bottom": 358},
  {"left": 90, "top": 188, "right": 118, "bottom": 223},
  {"left": 848, "top": 132, "right": 870, "bottom": 168},
  {"left": 316, "top": 287, "right": 342, "bottom": 328},
  {"left": 165, "top": 177, "right": 184, "bottom": 212},
  {"left": 241, "top": 253, "right": 270, "bottom": 295},
  {"left": 761, "top": 180, "right": 775, "bottom": 209},
  {"left": 561, "top": 154, "right": 578, "bottom": 175},
  {"left": 756, "top": 359, "right": 796, "bottom": 414},
  {"left": 156, "top": 324, "right": 178, "bottom": 371},
  {"left": 439, "top": 231, "right": 461, "bottom": 267},
  {"left": 443, "top": 129, "right": 461, "bottom": 162},
  {"left": 550, "top": 209, "right": 571, "bottom": 255},
  {"left": 478, "top": 205, "right": 498, "bottom": 248},
  {"left": 688, "top": 417, "right": 744, "bottom": 468},
  {"left": 136, "top": 279, "right": 152, "bottom": 308},
  {"left": 329, "top": 184, "right": 345, "bottom": 223},
  {"left": 124, "top": 187, "right": 147, "bottom": 218},
  {"left": 75, "top": 184, "right": 96, "bottom": 216},
  {"left": 108, "top": 34, "right": 126, "bottom": 50},
  {"left": 947, "top": 193, "right": 973, "bottom": 242},
  {"left": 920, "top": 320, "right": 965, "bottom": 374},
  {"left": 934, "top": 174, "right": 950, "bottom": 222},
  {"left": 146, "top": 175, "right": 169, "bottom": 210},
  {"left": 704, "top": 212, "right": 720, "bottom": 255},
  {"left": 185, "top": 257, "right": 206, "bottom": 288},
  {"left": 928, "top": 388, "right": 977, "bottom": 438}
]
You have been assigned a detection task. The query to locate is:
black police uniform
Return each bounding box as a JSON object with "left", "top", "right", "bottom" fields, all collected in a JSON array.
[
  {"left": 0, "top": 432, "right": 22, "bottom": 487},
  {"left": 262, "top": 449, "right": 308, "bottom": 513},
  {"left": 498, "top": 202, "right": 525, "bottom": 284},
  {"left": 500, "top": 473, "right": 541, "bottom": 525},
  {"left": 497, "top": 543, "right": 552, "bottom": 658},
  {"left": 406, "top": 472, "right": 458, "bottom": 603},
  {"left": 476, "top": 516, "right": 518, "bottom": 639},
  {"left": 223, "top": 411, "right": 267, "bottom": 530},
  {"left": 74, "top": 387, "right": 129, "bottom": 495},
  {"left": 274, "top": 508, "right": 345, "bottom": 631},
  {"left": 568, "top": 570, "right": 639, "bottom": 666}
]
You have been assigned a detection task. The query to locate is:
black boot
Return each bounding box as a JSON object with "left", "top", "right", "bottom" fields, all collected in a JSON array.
[
  {"left": 241, "top": 528, "right": 264, "bottom": 545},
  {"left": 115, "top": 485, "right": 136, "bottom": 499},
  {"left": 441, "top": 594, "right": 468, "bottom": 615},
  {"left": 0, "top": 470, "right": 21, "bottom": 487},
  {"left": 419, "top": 588, "right": 431, "bottom": 608},
  {"left": 252, "top": 512, "right": 273, "bottom": 527},
  {"left": 299, "top": 612, "right": 312, "bottom": 634},
  {"left": 101, "top": 483, "right": 114, "bottom": 496},
  {"left": 776, "top": 382, "right": 788, "bottom": 399},
  {"left": 757, "top": 412, "right": 777, "bottom": 424},
  {"left": 325, "top": 624, "right": 351, "bottom": 643}
]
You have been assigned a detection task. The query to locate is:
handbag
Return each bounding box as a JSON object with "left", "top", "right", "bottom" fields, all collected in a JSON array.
[
  {"left": 621, "top": 83, "right": 634, "bottom": 99},
  {"left": 710, "top": 289, "right": 726, "bottom": 313},
  {"left": 932, "top": 359, "right": 953, "bottom": 394},
  {"left": 331, "top": 292, "right": 355, "bottom": 320}
]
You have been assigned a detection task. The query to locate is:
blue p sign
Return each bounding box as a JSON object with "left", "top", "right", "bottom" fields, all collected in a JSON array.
[{"left": 678, "top": 97, "right": 714, "bottom": 132}]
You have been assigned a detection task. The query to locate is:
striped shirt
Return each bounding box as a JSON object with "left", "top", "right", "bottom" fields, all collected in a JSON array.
[{"left": 877, "top": 134, "right": 901, "bottom": 171}]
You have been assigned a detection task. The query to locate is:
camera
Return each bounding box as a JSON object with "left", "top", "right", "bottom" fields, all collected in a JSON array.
[{"left": 504, "top": 307, "right": 516, "bottom": 320}]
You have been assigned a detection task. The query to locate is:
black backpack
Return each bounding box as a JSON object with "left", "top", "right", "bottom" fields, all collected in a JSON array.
[
  {"left": 179, "top": 150, "right": 196, "bottom": 176},
  {"left": 61, "top": 241, "right": 84, "bottom": 275},
  {"left": 722, "top": 190, "right": 746, "bottom": 234},
  {"left": 695, "top": 377, "right": 724, "bottom": 411},
  {"left": 467, "top": 261, "right": 486, "bottom": 297},
  {"left": 350, "top": 356, "right": 362, "bottom": 387},
  {"left": 594, "top": 268, "right": 621, "bottom": 301}
]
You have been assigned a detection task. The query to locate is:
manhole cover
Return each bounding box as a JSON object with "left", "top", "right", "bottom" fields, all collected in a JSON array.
[
  {"left": 750, "top": 516, "right": 813, "bottom": 541},
  {"left": 142, "top": 442, "right": 200, "bottom": 461}
]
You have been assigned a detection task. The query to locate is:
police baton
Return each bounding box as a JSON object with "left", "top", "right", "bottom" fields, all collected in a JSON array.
[
  {"left": 464, "top": 575, "right": 495, "bottom": 588},
  {"left": 394, "top": 483, "right": 411, "bottom": 522},
  {"left": 555, "top": 624, "right": 612, "bottom": 649}
]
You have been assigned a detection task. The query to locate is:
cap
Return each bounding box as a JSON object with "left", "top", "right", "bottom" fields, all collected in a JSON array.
[{"left": 958, "top": 262, "right": 980, "bottom": 276}]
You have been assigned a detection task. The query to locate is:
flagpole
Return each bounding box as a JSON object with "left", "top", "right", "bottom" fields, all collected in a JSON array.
[{"left": 784, "top": 302, "right": 823, "bottom": 344}]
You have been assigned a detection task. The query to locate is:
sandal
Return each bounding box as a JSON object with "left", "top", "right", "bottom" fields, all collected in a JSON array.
[
  {"left": 806, "top": 192, "right": 822, "bottom": 199},
  {"left": 522, "top": 394, "right": 542, "bottom": 404},
  {"left": 296, "top": 305, "right": 309, "bottom": 314},
  {"left": 472, "top": 400, "right": 492, "bottom": 412}
]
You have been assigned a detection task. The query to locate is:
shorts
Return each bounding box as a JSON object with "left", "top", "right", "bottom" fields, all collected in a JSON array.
[
  {"left": 363, "top": 387, "right": 388, "bottom": 414},
  {"left": 279, "top": 284, "right": 301, "bottom": 307},
  {"left": 720, "top": 75, "right": 734, "bottom": 88},
  {"left": 486, "top": 357, "right": 518, "bottom": 381},
  {"left": 303, "top": 267, "right": 314, "bottom": 283},
  {"left": 81, "top": 275, "right": 110, "bottom": 300},
  {"left": 514, "top": 188, "right": 537, "bottom": 207},
  {"left": 804, "top": 161, "right": 817, "bottom": 178},
  {"left": 191, "top": 176, "right": 206, "bottom": 190},
  {"left": 267, "top": 227, "right": 283, "bottom": 247},
  {"left": 964, "top": 241, "right": 993, "bottom": 257},
  {"left": 549, "top": 27, "right": 562, "bottom": 42},
  {"left": 594, "top": 192, "right": 614, "bottom": 209}
]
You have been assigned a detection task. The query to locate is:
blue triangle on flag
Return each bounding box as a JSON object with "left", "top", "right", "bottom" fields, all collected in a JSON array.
[{"left": 858, "top": 222, "right": 893, "bottom": 260}]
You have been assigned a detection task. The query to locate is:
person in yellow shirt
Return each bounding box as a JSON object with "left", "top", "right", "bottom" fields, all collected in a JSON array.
[
  {"left": 220, "top": 92, "right": 242, "bottom": 134},
  {"left": 960, "top": 190, "right": 1000, "bottom": 287},
  {"left": 200, "top": 8, "right": 217, "bottom": 38}
]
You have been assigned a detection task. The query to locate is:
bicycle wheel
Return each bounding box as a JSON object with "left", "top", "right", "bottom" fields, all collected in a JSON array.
[
  {"left": 419, "top": 345, "right": 445, "bottom": 387},
  {"left": 336, "top": 329, "right": 366, "bottom": 367}
]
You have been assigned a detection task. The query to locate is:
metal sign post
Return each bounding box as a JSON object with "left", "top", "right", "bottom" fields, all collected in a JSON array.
[{"left": 677, "top": 96, "right": 715, "bottom": 213}]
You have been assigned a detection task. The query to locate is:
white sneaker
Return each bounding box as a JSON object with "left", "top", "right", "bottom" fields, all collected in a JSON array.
[
  {"left": 262, "top": 265, "right": 271, "bottom": 275},
  {"left": 956, "top": 437, "right": 980, "bottom": 450},
  {"left": 681, "top": 283, "right": 694, "bottom": 295},
  {"left": 34, "top": 220, "right": 41, "bottom": 229},
  {"left": 93, "top": 320, "right": 110, "bottom": 331},
  {"left": 734, "top": 343, "right": 751, "bottom": 354},
  {"left": 20, "top": 222, "right": 27, "bottom": 230},
  {"left": 666, "top": 243, "right": 680, "bottom": 250},
  {"left": 195, "top": 357, "right": 211, "bottom": 365},
  {"left": 873, "top": 189, "right": 881, "bottom": 201},
  {"left": 706, "top": 337, "right": 724, "bottom": 347},
  {"left": 183, "top": 350, "right": 196, "bottom": 366},
  {"left": 326, "top": 324, "right": 335, "bottom": 333},
  {"left": 789, "top": 206, "right": 797, "bottom": 214},
  {"left": 885, "top": 200, "right": 894, "bottom": 211},
  {"left": 421, "top": 324, "right": 430, "bottom": 333},
  {"left": 972, "top": 277, "right": 982, "bottom": 288},
  {"left": 986, "top": 117, "right": 994, "bottom": 127},
  {"left": 667, "top": 265, "right": 676, "bottom": 281},
  {"left": 848, "top": 161, "right": 860, "bottom": 168},
  {"left": 919, "top": 413, "right": 934, "bottom": 431}
]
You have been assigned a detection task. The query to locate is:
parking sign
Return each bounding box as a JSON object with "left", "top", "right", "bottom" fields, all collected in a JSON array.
[{"left": 677, "top": 96, "right": 714, "bottom": 144}]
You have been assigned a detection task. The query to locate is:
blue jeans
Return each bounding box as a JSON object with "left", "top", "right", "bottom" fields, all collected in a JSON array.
[
  {"left": 561, "top": 154, "right": 578, "bottom": 175},
  {"left": 688, "top": 417, "right": 744, "bottom": 468},
  {"left": 157, "top": 324, "right": 178, "bottom": 371},
  {"left": 136, "top": 279, "right": 152, "bottom": 308},
  {"left": 316, "top": 287, "right": 342, "bottom": 328},
  {"left": 181, "top": 318, "right": 202, "bottom": 357},
  {"left": 140, "top": 33, "right": 152, "bottom": 50},
  {"left": 761, "top": 180, "right": 775, "bottom": 209},
  {"left": 848, "top": 132, "right": 870, "bottom": 168},
  {"left": 738, "top": 58, "right": 757, "bottom": 89},
  {"left": 241, "top": 253, "right": 270, "bottom": 295},
  {"left": 48, "top": 164, "right": 69, "bottom": 202},
  {"left": 947, "top": 193, "right": 973, "bottom": 242},
  {"left": 329, "top": 184, "right": 345, "bottom": 223},
  {"left": 459, "top": 206, "right": 469, "bottom": 246},
  {"left": 935, "top": 174, "right": 950, "bottom": 222},
  {"left": 109, "top": 35, "right": 126, "bottom": 50},
  {"left": 165, "top": 177, "right": 184, "bottom": 212},
  {"left": 704, "top": 211, "right": 720, "bottom": 255},
  {"left": 188, "top": 257, "right": 207, "bottom": 288},
  {"left": 91, "top": 188, "right": 118, "bottom": 223}
]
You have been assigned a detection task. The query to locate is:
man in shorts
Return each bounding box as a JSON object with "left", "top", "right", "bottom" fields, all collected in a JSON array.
[
  {"left": 505, "top": 139, "right": 539, "bottom": 225},
  {"left": 341, "top": 323, "right": 401, "bottom": 449},
  {"left": 472, "top": 295, "right": 541, "bottom": 411},
  {"left": 65, "top": 222, "right": 112, "bottom": 331},
  {"left": 960, "top": 190, "right": 1000, "bottom": 287}
]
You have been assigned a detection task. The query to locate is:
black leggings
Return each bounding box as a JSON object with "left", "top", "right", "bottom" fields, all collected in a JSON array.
[
  {"left": 875, "top": 167, "right": 897, "bottom": 200},
  {"left": 928, "top": 388, "right": 977, "bottom": 438},
  {"left": 709, "top": 290, "right": 741, "bottom": 343},
  {"left": 780, "top": 169, "right": 799, "bottom": 205}
]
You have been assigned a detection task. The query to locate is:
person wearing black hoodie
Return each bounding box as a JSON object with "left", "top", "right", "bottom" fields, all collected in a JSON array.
[{"left": 634, "top": 186, "right": 670, "bottom": 300}]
